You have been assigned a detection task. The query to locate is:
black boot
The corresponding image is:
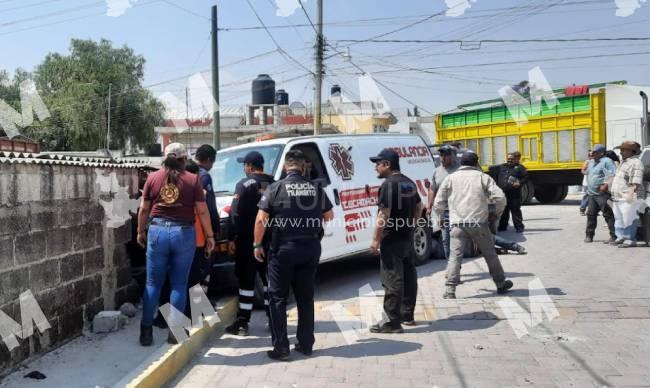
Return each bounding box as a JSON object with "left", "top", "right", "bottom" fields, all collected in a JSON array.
[{"left": 140, "top": 325, "right": 153, "bottom": 346}]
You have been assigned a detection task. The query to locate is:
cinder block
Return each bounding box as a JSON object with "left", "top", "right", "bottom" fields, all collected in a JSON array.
[
  {"left": 14, "top": 231, "right": 47, "bottom": 265},
  {"left": 37, "top": 283, "right": 75, "bottom": 318},
  {"left": 0, "top": 205, "right": 30, "bottom": 237},
  {"left": 0, "top": 267, "right": 29, "bottom": 305},
  {"left": 0, "top": 165, "right": 18, "bottom": 206},
  {"left": 46, "top": 227, "right": 73, "bottom": 258},
  {"left": 16, "top": 167, "right": 42, "bottom": 203},
  {"left": 83, "top": 247, "right": 105, "bottom": 276},
  {"left": 73, "top": 274, "right": 102, "bottom": 306},
  {"left": 29, "top": 202, "right": 58, "bottom": 232},
  {"left": 59, "top": 308, "right": 84, "bottom": 338},
  {"left": 60, "top": 253, "right": 83, "bottom": 282},
  {"left": 92, "top": 311, "right": 127, "bottom": 333},
  {"left": 72, "top": 225, "right": 97, "bottom": 251},
  {"left": 0, "top": 236, "right": 14, "bottom": 271},
  {"left": 29, "top": 259, "right": 61, "bottom": 293}
]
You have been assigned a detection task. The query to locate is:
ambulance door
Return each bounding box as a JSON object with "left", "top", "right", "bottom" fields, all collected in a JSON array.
[{"left": 284, "top": 141, "right": 349, "bottom": 261}]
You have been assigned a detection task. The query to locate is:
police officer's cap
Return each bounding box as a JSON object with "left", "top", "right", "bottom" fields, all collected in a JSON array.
[
  {"left": 370, "top": 148, "right": 400, "bottom": 168},
  {"left": 237, "top": 151, "right": 264, "bottom": 167},
  {"left": 438, "top": 145, "right": 455, "bottom": 155}
]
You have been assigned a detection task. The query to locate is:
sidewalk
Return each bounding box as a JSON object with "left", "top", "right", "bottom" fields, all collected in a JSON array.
[{"left": 171, "top": 198, "right": 650, "bottom": 387}]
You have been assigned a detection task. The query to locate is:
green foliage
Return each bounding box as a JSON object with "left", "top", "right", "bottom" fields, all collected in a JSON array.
[{"left": 0, "top": 39, "right": 165, "bottom": 151}]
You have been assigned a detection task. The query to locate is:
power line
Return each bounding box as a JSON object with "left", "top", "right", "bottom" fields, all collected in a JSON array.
[
  {"left": 244, "top": 0, "right": 314, "bottom": 76},
  {"left": 297, "top": 0, "right": 317, "bottom": 33},
  {"left": 334, "top": 37, "right": 650, "bottom": 44},
  {"left": 161, "top": 0, "right": 210, "bottom": 20}
]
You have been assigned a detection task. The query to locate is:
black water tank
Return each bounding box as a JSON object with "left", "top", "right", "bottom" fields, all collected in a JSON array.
[
  {"left": 331, "top": 84, "right": 341, "bottom": 96},
  {"left": 275, "top": 89, "right": 289, "bottom": 105},
  {"left": 252, "top": 74, "right": 275, "bottom": 105}
]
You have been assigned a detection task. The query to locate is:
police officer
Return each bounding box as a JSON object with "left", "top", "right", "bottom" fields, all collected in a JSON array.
[
  {"left": 254, "top": 150, "right": 334, "bottom": 361},
  {"left": 369, "top": 148, "right": 422, "bottom": 333},
  {"left": 225, "top": 151, "right": 274, "bottom": 336}
]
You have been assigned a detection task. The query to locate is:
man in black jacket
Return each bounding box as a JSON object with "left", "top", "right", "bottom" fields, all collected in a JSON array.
[{"left": 491, "top": 152, "right": 528, "bottom": 233}]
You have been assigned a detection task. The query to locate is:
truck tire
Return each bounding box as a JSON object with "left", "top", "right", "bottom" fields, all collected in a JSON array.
[
  {"left": 521, "top": 181, "right": 535, "bottom": 205},
  {"left": 412, "top": 224, "right": 432, "bottom": 266},
  {"left": 535, "top": 185, "right": 569, "bottom": 204},
  {"left": 554, "top": 185, "right": 569, "bottom": 203},
  {"left": 534, "top": 185, "right": 557, "bottom": 204}
]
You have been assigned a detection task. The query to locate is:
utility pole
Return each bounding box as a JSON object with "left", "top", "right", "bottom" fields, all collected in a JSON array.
[
  {"left": 211, "top": 5, "right": 221, "bottom": 150},
  {"left": 106, "top": 83, "right": 112, "bottom": 150},
  {"left": 313, "top": 0, "right": 323, "bottom": 135}
]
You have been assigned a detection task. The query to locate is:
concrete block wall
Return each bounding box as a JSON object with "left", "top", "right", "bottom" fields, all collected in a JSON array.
[{"left": 0, "top": 162, "right": 140, "bottom": 373}]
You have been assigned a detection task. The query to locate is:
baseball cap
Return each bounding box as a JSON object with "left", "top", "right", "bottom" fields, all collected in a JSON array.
[
  {"left": 460, "top": 151, "right": 479, "bottom": 166},
  {"left": 164, "top": 143, "right": 187, "bottom": 159},
  {"left": 438, "top": 145, "right": 455, "bottom": 155},
  {"left": 369, "top": 148, "right": 400, "bottom": 167},
  {"left": 592, "top": 144, "right": 606, "bottom": 153},
  {"left": 237, "top": 151, "right": 265, "bottom": 166}
]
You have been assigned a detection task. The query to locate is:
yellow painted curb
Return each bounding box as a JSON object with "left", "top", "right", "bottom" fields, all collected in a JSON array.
[{"left": 113, "top": 296, "right": 237, "bottom": 388}]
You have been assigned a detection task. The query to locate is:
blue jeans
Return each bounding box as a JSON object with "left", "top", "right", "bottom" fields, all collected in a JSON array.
[
  {"left": 615, "top": 218, "right": 640, "bottom": 243},
  {"left": 142, "top": 218, "right": 196, "bottom": 327},
  {"left": 494, "top": 235, "right": 517, "bottom": 251},
  {"left": 441, "top": 211, "right": 451, "bottom": 259},
  {"left": 580, "top": 188, "right": 589, "bottom": 211}
]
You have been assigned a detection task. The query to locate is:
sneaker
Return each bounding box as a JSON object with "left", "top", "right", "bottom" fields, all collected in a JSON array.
[
  {"left": 225, "top": 319, "right": 249, "bottom": 336},
  {"left": 139, "top": 325, "right": 153, "bottom": 347},
  {"left": 619, "top": 241, "right": 637, "bottom": 248},
  {"left": 515, "top": 244, "right": 527, "bottom": 255},
  {"left": 584, "top": 236, "right": 593, "bottom": 243},
  {"left": 369, "top": 321, "right": 404, "bottom": 334},
  {"left": 401, "top": 316, "right": 416, "bottom": 326},
  {"left": 267, "top": 349, "right": 290, "bottom": 361},
  {"left": 497, "top": 280, "right": 514, "bottom": 295},
  {"left": 442, "top": 291, "right": 456, "bottom": 299},
  {"left": 293, "top": 343, "right": 313, "bottom": 356}
]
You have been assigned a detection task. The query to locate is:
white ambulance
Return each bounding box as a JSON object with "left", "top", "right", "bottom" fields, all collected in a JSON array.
[{"left": 210, "top": 134, "right": 439, "bottom": 268}]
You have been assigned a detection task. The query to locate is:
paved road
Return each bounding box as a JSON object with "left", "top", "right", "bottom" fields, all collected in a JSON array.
[{"left": 172, "top": 196, "right": 650, "bottom": 388}]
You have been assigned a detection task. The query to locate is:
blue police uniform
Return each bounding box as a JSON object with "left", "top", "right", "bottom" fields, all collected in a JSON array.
[{"left": 258, "top": 170, "right": 333, "bottom": 355}]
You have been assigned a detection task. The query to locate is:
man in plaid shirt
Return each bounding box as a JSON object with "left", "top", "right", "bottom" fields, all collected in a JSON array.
[{"left": 610, "top": 141, "right": 646, "bottom": 248}]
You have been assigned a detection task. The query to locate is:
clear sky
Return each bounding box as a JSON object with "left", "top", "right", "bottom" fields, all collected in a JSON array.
[{"left": 1, "top": 0, "right": 649, "bottom": 116}]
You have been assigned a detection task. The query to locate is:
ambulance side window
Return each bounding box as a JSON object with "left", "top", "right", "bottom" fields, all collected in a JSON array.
[{"left": 287, "top": 143, "right": 331, "bottom": 187}]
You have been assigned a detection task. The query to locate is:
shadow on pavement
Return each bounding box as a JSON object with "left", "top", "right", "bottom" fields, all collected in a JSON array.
[
  {"left": 466, "top": 287, "right": 566, "bottom": 299},
  {"left": 199, "top": 338, "right": 422, "bottom": 366},
  {"left": 460, "top": 271, "right": 535, "bottom": 284},
  {"left": 406, "top": 313, "right": 500, "bottom": 334}
]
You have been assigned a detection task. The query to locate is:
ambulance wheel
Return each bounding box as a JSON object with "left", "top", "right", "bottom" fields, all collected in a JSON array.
[{"left": 412, "top": 225, "right": 432, "bottom": 266}]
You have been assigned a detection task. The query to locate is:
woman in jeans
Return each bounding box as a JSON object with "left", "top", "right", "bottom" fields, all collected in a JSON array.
[{"left": 136, "top": 143, "right": 215, "bottom": 346}]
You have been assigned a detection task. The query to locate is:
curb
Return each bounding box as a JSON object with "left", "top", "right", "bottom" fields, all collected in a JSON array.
[{"left": 113, "top": 296, "right": 237, "bottom": 388}]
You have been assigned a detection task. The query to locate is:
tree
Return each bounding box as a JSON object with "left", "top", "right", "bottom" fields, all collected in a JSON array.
[{"left": 17, "top": 38, "right": 165, "bottom": 151}]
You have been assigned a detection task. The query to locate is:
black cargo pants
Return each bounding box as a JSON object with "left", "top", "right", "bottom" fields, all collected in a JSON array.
[{"left": 379, "top": 236, "right": 418, "bottom": 324}]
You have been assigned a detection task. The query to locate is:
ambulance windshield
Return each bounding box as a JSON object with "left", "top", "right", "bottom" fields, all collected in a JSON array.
[{"left": 211, "top": 145, "right": 284, "bottom": 196}]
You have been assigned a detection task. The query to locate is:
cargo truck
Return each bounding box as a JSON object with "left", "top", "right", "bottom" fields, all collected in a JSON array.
[{"left": 435, "top": 82, "right": 650, "bottom": 204}]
